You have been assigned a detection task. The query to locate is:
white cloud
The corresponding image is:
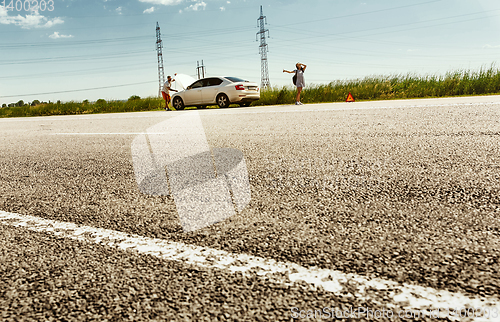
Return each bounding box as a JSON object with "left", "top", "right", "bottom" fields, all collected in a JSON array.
[
  {"left": 138, "top": 0, "right": 184, "bottom": 5},
  {"left": 49, "top": 31, "right": 74, "bottom": 39},
  {"left": 220, "top": 0, "right": 229, "bottom": 10},
  {"left": 0, "top": 7, "right": 64, "bottom": 29},
  {"left": 116, "top": 6, "right": 123, "bottom": 14},
  {"left": 142, "top": 0, "right": 208, "bottom": 13},
  {"left": 139, "top": 0, "right": 207, "bottom": 12},
  {"left": 483, "top": 44, "right": 500, "bottom": 48},
  {"left": 185, "top": 1, "right": 206, "bottom": 11}
]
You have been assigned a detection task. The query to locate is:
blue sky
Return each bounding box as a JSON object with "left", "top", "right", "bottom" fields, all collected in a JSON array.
[{"left": 1, "top": 0, "right": 500, "bottom": 105}]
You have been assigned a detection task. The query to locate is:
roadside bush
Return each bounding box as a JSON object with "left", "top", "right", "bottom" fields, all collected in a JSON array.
[{"left": 95, "top": 99, "right": 107, "bottom": 106}]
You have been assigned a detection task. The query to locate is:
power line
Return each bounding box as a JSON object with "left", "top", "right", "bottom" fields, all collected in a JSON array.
[
  {"left": 6, "top": 22, "right": 153, "bottom": 33},
  {"left": 2, "top": 1, "right": 498, "bottom": 97},
  {"left": 351, "top": 13, "right": 500, "bottom": 38},
  {"left": 0, "top": 50, "right": 156, "bottom": 65},
  {"left": 3, "top": 2, "right": 488, "bottom": 52},
  {"left": 50, "top": 4, "right": 257, "bottom": 19},
  {"left": 0, "top": 62, "right": 155, "bottom": 80},
  {"left": 0, "top": 1, "right": 488, "bottom": 52},
  {"left": 268, "top": 0, "right": 443, "bottom": 29},
  {"left": 0, "top": 81, "right": 156, "bottom": 99},
  {"left": 268, "top": 9, "right": 500, "bottom": 50},
  {"left": 0, "top": 35, "right": 153, "bottom": 48}
]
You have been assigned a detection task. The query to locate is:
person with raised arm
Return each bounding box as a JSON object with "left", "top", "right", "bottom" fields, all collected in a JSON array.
[{"left": 283, "top": 62, "right": 307, "bottom": 105}]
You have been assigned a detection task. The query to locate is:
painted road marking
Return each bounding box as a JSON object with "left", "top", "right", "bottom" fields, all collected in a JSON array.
[{"left": 1, "top": 210, "right": 499, "bottom": 321}]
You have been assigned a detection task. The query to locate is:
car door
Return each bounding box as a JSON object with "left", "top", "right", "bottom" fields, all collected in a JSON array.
[
  {"left": 183, "top": 80, "right": 203, "bottom": 105},
  {"left": 200, "top": 78, "right": 223, "bottom": 104}
]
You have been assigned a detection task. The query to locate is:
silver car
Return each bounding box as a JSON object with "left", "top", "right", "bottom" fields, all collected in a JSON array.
[{"left": 171, "top": 76, "right": 260, "bottom": 110}]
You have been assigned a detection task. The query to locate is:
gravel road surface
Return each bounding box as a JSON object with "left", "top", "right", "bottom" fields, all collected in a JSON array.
[{"left": 1, "top": 96, "right": 499, "bottom": 321}]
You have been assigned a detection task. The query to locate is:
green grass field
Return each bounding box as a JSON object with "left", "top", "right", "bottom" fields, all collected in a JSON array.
[
  {"left": 257, "top": 65, "right": 500, "bottom": 106},
  {"left": 2, "top": 65, "right": 500, "bottom": 118}
]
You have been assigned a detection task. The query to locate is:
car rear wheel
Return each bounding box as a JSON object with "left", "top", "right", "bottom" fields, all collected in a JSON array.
[
  {"left": 216, "top": 94, "right": 230, "bottom": 108},
  {"left": 172, "top": 97, "right": 184, "bottom": 110}
]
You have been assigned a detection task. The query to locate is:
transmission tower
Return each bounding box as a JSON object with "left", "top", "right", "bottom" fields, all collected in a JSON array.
[
  {"left": 156, "top": 22, "right": 165, "bottom": 97},
  {"left": 196, "top": 60, "right": 206, "bottom": 79},
  {"left": 256, "top": 5, "right": 270, "bottom": 89}
]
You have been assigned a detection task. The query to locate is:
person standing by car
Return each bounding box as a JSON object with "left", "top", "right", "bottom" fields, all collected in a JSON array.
[
  {"left": 161, "top": 75, "right": 178, "bottom": 111},
  {"left": 283, "top": 63, "right": 307, "bottom": 105}
]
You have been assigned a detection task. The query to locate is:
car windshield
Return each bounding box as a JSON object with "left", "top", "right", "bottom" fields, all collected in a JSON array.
[
  {"left": 224, "top": 77, "right": 248, "bottom": 83},
  {"left": 172, "top": 74, "right": 197, "bottom": 91}
]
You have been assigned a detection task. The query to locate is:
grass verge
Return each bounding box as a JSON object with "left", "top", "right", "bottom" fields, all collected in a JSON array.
[
  {"left": 256, "top": 65, "right": 500, "bottom": 105},
  {"left": 0, "top": 97, "right": 164, "bottom": 118}
]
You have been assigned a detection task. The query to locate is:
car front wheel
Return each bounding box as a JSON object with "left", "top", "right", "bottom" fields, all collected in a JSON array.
[
  {"left": 216, "top": 94, "right": 230, "bottom": 108},
  {"left": 172, "top": 97, "right": 184, "bottom": 110}
]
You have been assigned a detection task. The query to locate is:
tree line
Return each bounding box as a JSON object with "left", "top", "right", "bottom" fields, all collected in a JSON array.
[
  {"left": 1, "top": 96, "right": 143, "bottom": 109},
  {"left": 1, "top": 100, "right": 52, "bottom": 108}
]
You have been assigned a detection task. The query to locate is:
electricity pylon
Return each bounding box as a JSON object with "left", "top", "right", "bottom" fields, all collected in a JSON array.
[
  {"left": 257, "top": 5, "right": 270, "bottom": 89},
  {"left": 156, "top": 22, "right": 165, "bottom": 97}
]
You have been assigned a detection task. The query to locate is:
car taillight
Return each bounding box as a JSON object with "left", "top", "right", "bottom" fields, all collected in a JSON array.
[{"left": 235, "top": 85, "right": 245, "bottom": 90}]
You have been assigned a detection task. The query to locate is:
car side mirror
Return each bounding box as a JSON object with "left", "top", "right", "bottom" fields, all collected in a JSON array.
[{"left": 186, "top": 86, "right": 191, "bottom": 90}]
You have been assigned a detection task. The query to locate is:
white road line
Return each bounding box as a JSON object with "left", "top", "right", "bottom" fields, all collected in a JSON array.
[
  {"left": 52, "top": 133, "right": 157, "bottom": 135},
  {"left": 1, "top": 210, "right": 499, "bottom": 320}
]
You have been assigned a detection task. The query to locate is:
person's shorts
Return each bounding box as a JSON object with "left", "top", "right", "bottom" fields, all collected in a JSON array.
[{"left": 162, "top": 91, "right": 171, "bottom": 102}]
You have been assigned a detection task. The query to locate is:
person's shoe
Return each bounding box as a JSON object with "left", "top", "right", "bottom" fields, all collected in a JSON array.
[
  {"left": 295, "top": 101, "right": 300, "bottom": 105},
  {"left": 298, "top": 102, "right": 304, "bottom": 105},
  {"left": 164, "top": 107, "right": 170, "bottom": 111}
]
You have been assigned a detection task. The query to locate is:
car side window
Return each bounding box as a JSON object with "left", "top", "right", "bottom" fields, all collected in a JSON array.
[
  {"left": 206, "top": 78, "right": 223, "bottom": 87},
  {"left": 190, "top": 80, "right": 203, "bottom": 89}
]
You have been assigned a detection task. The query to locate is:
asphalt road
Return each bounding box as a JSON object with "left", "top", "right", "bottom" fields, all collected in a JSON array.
[{"left": 1, "top": 96, "right": 499, "bottom": 321}]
